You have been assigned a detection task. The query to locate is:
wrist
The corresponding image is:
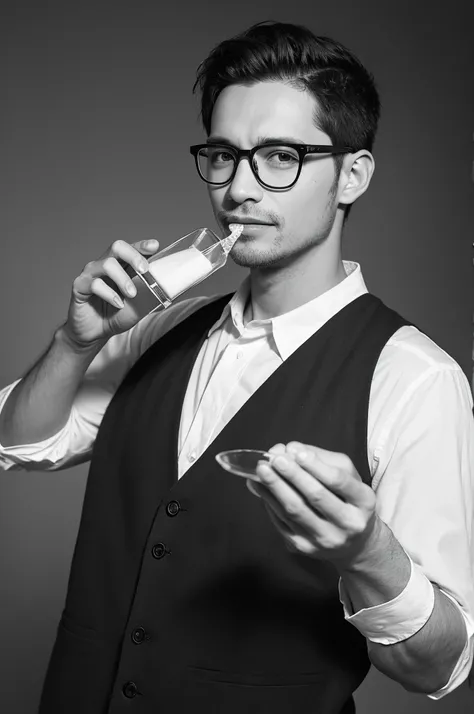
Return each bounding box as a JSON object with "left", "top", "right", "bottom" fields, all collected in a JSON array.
[
  {"left": 334, "top": 514, "right": 388, "bottom": 574},
  {"left": 55, "top": 323, "right": 107, "bottom": 358},
  {"left": 335, "top": 518, "right": 412, "bottom": 610},
  {"left": 339, "top": 555, "right": 436, "bottom": 644}
]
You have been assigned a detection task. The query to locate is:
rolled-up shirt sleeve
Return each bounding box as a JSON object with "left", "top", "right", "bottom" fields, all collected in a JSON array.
[
  {"left": 0, "top": 377, "right": 97, "bottom": 470},
  {"left": 0, "top": 330, "right": 135, "bottom": 471},
  {"left": 341, "top": 357, "right": 474, "bottom": 698},
  {"left": 0, "top": 295, "right": 216, "bottom": 472}
]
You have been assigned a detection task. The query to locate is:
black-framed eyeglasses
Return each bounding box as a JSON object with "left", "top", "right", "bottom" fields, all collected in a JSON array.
[{"left": 189, "top": 142, "right": 354, "bottom": 190}]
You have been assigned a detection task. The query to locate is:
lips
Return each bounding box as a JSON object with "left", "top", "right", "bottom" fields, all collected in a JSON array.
[
  {"left": 235, "top": 223, "right": 273, "bottom": 235},
  {"left": 226, "top": 218, "right": 273, "bottom": 226}
]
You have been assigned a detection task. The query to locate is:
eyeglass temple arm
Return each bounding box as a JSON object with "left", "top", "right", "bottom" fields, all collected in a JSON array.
[{"left": 306, "top": 146, "right": 354, "bottom": 154}]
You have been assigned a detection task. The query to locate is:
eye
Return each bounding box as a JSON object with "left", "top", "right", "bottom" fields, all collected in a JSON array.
[
  {"left": 265, "top": 151, "right": 299, "bottom": 171},
  {"left": 260, "top": 148, "right": 299, "bottom": 168},
  {"left": 210, "top": 150, "right": 234, "bottom": 164},
  {"left": 273, "top": 152, "right": 296, "bottom": 163}
]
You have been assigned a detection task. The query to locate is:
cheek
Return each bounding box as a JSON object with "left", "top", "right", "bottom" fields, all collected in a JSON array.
[
  {"left": 309, "top": 166, "right": 336, "bottom": 199},
  {"left": 207, "top": 185, "right": 225, "bottom": 209},
  {"left": 300, "top": 169, "right": 337, "bottom": 217},
  {"left": 280, "top": 182, "right": 329, "bottom": 231}
]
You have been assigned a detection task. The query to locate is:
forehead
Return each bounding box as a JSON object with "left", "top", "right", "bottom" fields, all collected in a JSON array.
[{"left": 209, "top": 80, "right": 328, "bottom": 145}]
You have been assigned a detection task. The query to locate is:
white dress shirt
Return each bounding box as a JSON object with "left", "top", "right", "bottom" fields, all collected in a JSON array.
[{"left": 1, "top": 261, "right": 473, "bottom": 699}]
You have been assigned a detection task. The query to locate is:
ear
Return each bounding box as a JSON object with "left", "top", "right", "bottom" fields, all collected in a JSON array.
[{"left": 338, "top": 150, "right": 375, "bottom": 207}]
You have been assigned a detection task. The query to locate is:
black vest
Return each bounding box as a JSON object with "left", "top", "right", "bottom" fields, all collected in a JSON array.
[{"left": 39, "top": 292, "right": 412, "bottom": 714}]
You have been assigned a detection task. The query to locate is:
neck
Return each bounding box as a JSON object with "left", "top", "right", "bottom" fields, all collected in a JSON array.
[{"left": 247, "top": 242, "right": 347, "bottom": 322}]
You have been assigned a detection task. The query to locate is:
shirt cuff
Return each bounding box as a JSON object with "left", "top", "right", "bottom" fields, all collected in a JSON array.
[
  {"left": 338, "top": 553, "right": 435, "bottom": 644},
  {"left": 426, "top": 591, "right": 473, "bottom": 699}
]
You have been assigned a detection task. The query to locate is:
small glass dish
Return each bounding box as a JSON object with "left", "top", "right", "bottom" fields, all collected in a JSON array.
[{"left": 215, "top": 449, "right": 274, "bottom": 482}]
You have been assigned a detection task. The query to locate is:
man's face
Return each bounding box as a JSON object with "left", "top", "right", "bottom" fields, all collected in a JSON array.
[{"left": 207, "top": 80, "right": 341, "bottom": 269}]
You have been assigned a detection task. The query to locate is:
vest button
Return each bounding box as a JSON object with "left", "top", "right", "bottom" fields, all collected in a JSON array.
[
  {"left": 166, "top": 500, "right": 181, "bottom": 517},
  {"left": 152, "top": 542, "right": 167, "bottom": 559},
  {"left": 122, "top": 681, "right": 139, "bottom": 698},
  {"left": 131, "top": 627, "right": 147, "bottom": 644}
]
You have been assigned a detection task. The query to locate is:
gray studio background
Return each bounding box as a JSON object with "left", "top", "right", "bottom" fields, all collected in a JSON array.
[{"left": 2, "top": 1, "right": 473, "bottom": 712}]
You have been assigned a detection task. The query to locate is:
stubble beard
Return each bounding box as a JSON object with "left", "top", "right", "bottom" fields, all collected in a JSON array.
[
  {"left": 228, "top": 197, "right": 339, "bottom": 270},
  {"left": 228, "top": 230, "right": 286, "bottom": 269}
]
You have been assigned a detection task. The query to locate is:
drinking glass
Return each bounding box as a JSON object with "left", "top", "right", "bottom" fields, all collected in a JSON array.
[
  {"left": 125, "top": 227, "right": 229, "bottom": 317},
  {"left": 215, "top": 449, "right": 274, "bottom": 482}
]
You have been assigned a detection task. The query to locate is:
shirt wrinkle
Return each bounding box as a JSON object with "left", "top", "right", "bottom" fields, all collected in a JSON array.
[{"left": 0, "top": 260, "right": 473, "bottom": 698}]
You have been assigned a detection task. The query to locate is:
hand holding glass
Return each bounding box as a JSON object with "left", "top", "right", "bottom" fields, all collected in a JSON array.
[{"left": 123, "top": 225, "right": 243, "bottom": 319}]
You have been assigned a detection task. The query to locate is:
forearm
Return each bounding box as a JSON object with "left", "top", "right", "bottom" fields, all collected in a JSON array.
[
  {"left": 0, "top": 325, "right": 106, "bottom": 446},
  {"left": 337, "top": 518, "right": 468, "bottom": 694},
  {"left": 368, "top": 585, "right": 467, "bottom": 693}
]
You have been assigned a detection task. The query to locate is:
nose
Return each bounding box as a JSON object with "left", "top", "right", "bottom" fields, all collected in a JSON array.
[{"left": 227, "top": 156, "right": 264, "bottom": 204}]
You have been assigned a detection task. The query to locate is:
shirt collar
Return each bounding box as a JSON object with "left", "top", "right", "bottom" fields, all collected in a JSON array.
[{"left": 208, "top": 261, "right": 368, "bottom": 360}]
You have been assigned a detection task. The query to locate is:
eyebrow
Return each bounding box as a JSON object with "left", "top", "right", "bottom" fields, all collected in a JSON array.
[{"left": 206, "top": 135, "right": 306, "bottom": 146}]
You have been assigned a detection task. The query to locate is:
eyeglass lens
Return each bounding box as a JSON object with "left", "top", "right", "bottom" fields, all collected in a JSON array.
[{"left": 197, "top": 145, "right": 300, "bottom": 188}]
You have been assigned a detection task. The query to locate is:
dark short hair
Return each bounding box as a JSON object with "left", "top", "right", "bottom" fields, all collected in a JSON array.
[{"left": 193, "top": 20, "right": 381, "bottom": 219}]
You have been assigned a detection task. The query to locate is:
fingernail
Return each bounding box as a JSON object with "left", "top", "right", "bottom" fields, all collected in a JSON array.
[
  {"left": 127, "top": 282, "right": 137, "bottom": 296},
  {"left": 137, "top": 261, "right": 148, "bottom": 274},
  {"left": 296, "top": 451, "right": 308, "bottom": 463},
  {"left": 256, "top": 462, "right": 272, "bottom": 479},
  {"left": 114, "top": 296, "right": 124, "bottom": 308}
]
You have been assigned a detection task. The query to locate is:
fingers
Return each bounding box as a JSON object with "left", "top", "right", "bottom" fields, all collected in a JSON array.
[
  {"left": 96, "top": 239, "right": 157, "bottom": 277},
  {"left": 247, "top": 444, "right": 286, "bottom": 498},
  {"left": 263, "top": 503, "right": 318, "bottom": 556},
  {"left": 253, "top": 463, "right": 331, "bottom": 534},
  {"left": 259, "top": 456, "right": 344, "bottom": 523},
  {"left": 267, "top": 442, "right": 287, "bottom": 460},
  {"left": 287, "top": 442, "right": 361, "bottom": 482},
  {"left": 286, "top": 442, "right": 367, "bottom": 504},
  {"left": 293, "top": 450, "right": 369, "bottom": 507},
  {"left": 87, "top": 276, "right": 128, "bottom": 309},
  {"left": 133, "top": 238, "right": 159, "bottom": 255},
  {"left": 261, "top": 449, "right": 374, "bottom": 522},
  {"left": 73, "top": 238, "right": 160, "bottom": 310},
  {"left": 120, "top": 239, "right": 161, "bottom": 278}
]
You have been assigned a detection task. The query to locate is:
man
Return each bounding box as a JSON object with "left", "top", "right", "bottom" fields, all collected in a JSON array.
[{"left": 0, "top": 20, "right": 473, "bottom": 714}]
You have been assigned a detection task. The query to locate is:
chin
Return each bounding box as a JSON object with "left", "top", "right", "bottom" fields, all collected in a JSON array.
[{"left": 229, "top": 245, "right": 288, "bottom": 270}]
